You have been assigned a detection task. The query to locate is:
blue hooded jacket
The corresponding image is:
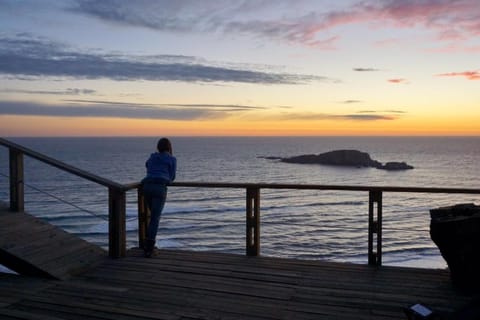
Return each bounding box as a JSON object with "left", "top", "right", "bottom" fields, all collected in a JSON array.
[{"left": 144, "top": 152, "right": 176, "bottom": 184}]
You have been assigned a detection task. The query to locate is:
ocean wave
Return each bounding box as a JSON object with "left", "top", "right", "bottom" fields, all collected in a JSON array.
[
  {"left": 382, "top": 245, "right": 439, "bottom": 256},
  {"left": 158, "top": 238, "right": 183, "bottom": 248},
  {"left": 383, "top": 249, "right": 447, "bottom": 268},
  {"left": 83, "top": 219, "right": 140, "bottom": 234},
  {"left": 39, "top": 214, "right": 106, "bottom": 224},
  {"left": 169, "top": 194, "right": 243, "bottom": 204},
  {"left": 162, "top": 199, "right": 365, "bottom": 217},
  {"left": 164, "top": 205, "right": 243, "bottom": 216}
]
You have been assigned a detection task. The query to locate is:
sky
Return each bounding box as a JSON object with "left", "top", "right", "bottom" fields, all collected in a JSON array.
[{"left": 0, "top": 0, "right": 479, "bottom": 137}]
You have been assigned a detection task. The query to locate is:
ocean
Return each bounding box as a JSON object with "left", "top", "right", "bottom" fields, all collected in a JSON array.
[{"left": 1, "top": 136, "right": 479, "bottom": 271}]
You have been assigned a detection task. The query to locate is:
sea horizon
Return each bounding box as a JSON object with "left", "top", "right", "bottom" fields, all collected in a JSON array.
[{"left": 4, "top": 135, "right": 480, "bottom": 138}]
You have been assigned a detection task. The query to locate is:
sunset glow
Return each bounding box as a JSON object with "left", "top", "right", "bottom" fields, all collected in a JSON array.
[{"left": 1, "top": 0, "right": 479, "bottom": 136}]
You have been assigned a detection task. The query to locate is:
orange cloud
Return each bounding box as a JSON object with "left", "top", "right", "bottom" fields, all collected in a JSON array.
[
  {"left": 387, "top": 78, "right": 408, "bottom": 84},
  {"left": 437, "top": 71, "right": 480, "bottom": 80}
]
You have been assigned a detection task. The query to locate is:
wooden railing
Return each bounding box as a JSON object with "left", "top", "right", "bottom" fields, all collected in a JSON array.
[
  {"left": 2, "top": 138, "right": 480, "bottom": 264},
  {"left": 125, "top": 181, "right": 480, "bottom": 266},
  {"left": 1, "top": 138, "right": 128, "bottom": 258}
]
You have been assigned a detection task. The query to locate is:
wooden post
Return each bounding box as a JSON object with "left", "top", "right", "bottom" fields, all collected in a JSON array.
[
  {"left": 9, "top": 149, "right": 24, "bottom": 212},
  {"left": 368, "top": 190, "right": 383, "bottom": 266},
  {"left": 109, "top": 187, "right": 126, "bottom": 258},
  {"left": 246, "top": 187, "right": 260, "bottom": 256},
  {"left": 137, "top": 185, "right": 150, "bottom": 249}
]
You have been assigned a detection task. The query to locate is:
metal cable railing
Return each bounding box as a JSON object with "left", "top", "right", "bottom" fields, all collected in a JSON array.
[
  {"left": 0, "top": 170, "right": 364, "bottom": 231},
  {"left": 0, "top": 169, "right": 435, "bottom": 236},
  {"left": 0, "top": 171, "right": 143, "bottom": 223},
  {"left": 0, "top": 171, "right": 107, "bottom": 221},
  {"left": 0, "top": 169, "right": 467, "bottom": 235}
]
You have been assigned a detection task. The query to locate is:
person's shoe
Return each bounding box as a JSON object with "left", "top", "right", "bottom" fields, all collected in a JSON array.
[{"left": 144, "top": 239, "right": 155, "bottom": 258}]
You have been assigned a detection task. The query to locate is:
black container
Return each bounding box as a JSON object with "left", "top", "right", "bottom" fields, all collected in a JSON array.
[{"left": 430, "top": 203, "right": 480, "bottom": 291}]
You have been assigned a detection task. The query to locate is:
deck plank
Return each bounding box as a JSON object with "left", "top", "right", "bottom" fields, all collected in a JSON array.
[
  {"left": 0, "top": 207, "right": 107, "bottom": 280},
  {"left": 0, "top": 274, "right": 55, "bottom": 309},
  {"left": 1, "top": 248, "right": 475, "bottom": 319}
]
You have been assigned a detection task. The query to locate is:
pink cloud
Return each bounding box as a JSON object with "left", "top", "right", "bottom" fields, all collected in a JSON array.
[
  {"left": 78, "top": 1, "right": 480, "bottom": 50},
  {"left": 225, "top": 18, "right": 338, "bottom": 48},
  {"left": 270, "top": 0, "right": 480, "bottom": 48},
  {"left": 359, "top": 0, "right": 478, "bottom": 32},
  {"left": 306, "top": 35, "right": 339, "bottom": 49},
  {"left": 388, "top": 78, "right": 409, "bottom": 84},
  {"left": 437, "top": 71, "right": 480, "bottom": 80},
  {"left": 427, "top": 44, "right": 480, "bottom": 53}
]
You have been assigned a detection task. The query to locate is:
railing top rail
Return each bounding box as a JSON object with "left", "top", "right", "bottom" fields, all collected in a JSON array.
[
  {"left": 124, "top": 181, "right": 480, "bottom": 194},
  {"left": 0, "top": 138, "right": 125, "bottom": 190}
]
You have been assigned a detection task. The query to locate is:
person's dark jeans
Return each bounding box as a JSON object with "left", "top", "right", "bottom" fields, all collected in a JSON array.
[{"left": 143, "top": 182, "right": 167, "bottom": 242}]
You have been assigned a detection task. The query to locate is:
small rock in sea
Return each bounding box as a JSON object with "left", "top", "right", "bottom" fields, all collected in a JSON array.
[
  {"left": 263, "top": 149, "right": 414, "bottom": 171},
  {"left": 380, "top": 162, "right": 414, "bottom": 170},
  {"left": 280, "top": 150, "right": 382, "bottom": 168}
]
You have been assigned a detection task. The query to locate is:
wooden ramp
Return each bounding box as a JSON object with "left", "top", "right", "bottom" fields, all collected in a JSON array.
[
  {"left": 0, "top": 248, "right": 475, "bottom": 320},
  {"left": 0, "top": 202, "right": 107, "bottom": 280}
]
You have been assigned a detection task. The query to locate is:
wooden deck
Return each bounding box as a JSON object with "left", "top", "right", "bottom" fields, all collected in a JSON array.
[
  {"left": 0, "top": 202, "right": 477, "bottom": 319},
  {"left": 0, "top": 247, "right": 475, "bottom": 320},
  {"left": 0, "top": 203, "right": 107, "bottom": 280}
]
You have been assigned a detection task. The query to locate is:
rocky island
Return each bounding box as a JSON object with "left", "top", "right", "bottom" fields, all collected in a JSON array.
[{"left": 267, "top": 150, "right": 414, "bottom": 171}]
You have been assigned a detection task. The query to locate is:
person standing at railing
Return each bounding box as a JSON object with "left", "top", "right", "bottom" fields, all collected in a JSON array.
[{"left": 141, "top": 138, "right": 177, "bottom": 257}]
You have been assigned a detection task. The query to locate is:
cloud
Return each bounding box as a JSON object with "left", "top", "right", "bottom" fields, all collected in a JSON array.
[
  {"left": 225, "top": 19, "right": 340, "bottom": 48},
  {"left": 63, "top": 99, "right": 268, "bottom": 111},
  {"left": 0, "top": 100, "right": 261, "bottom": 120},
  {"left": 338, "top": 114, "right": 396, "bottom": 121},
  {"left": 353, "top": 68, "right": 380, "bottom": 72},
  {"left": 270, "top": 111, "right": 399, "bottom": 121},
  {"left": 428, "top": 44, "right": 480, "bottom": 54},
  {"left": 0, "top": 34, "right": 329, "bottom": 84},
  {"left": 0, "top": 88, "right": 97, "bottom": 95},
  {"left": 70, "top": 1, "right": 332, "bottom": 47},
  {"left": 163, "top": 103, "right": 267, "bottom": 111},
  {"left": 384, "top": 110, "right": 407, "bottom": 114},
  {"left": 387, "top": 78, "right": 408, "bottom": 84},
  {"left": 69, "top": 0, "right": 480, "bottom": 49},
  {"left": 69, "top": 0, "right": 216, "bottom": 33},
  {"left": 370, "top": 0, "right": 479, "bottom": 32},
  {"left": 349, "top": 1, "right": 480, "bottom": 45},
  {"left": 341, "top": 100, "right": 363, "bottom": 104},
  {"left": 436, "top": 70, "right": 480, "bottom": 80},
  {"left": 69, "top": 1, "right": 341, "bottom": 48},
  {"left": 0, "top": 98, "right": 403, "bottom": 123},
  {"left": 342, "top": 110, "right": 404, "bottom": 120},
  {"left": 357, "top": 109, "right": 406, "bottom": 114}
]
